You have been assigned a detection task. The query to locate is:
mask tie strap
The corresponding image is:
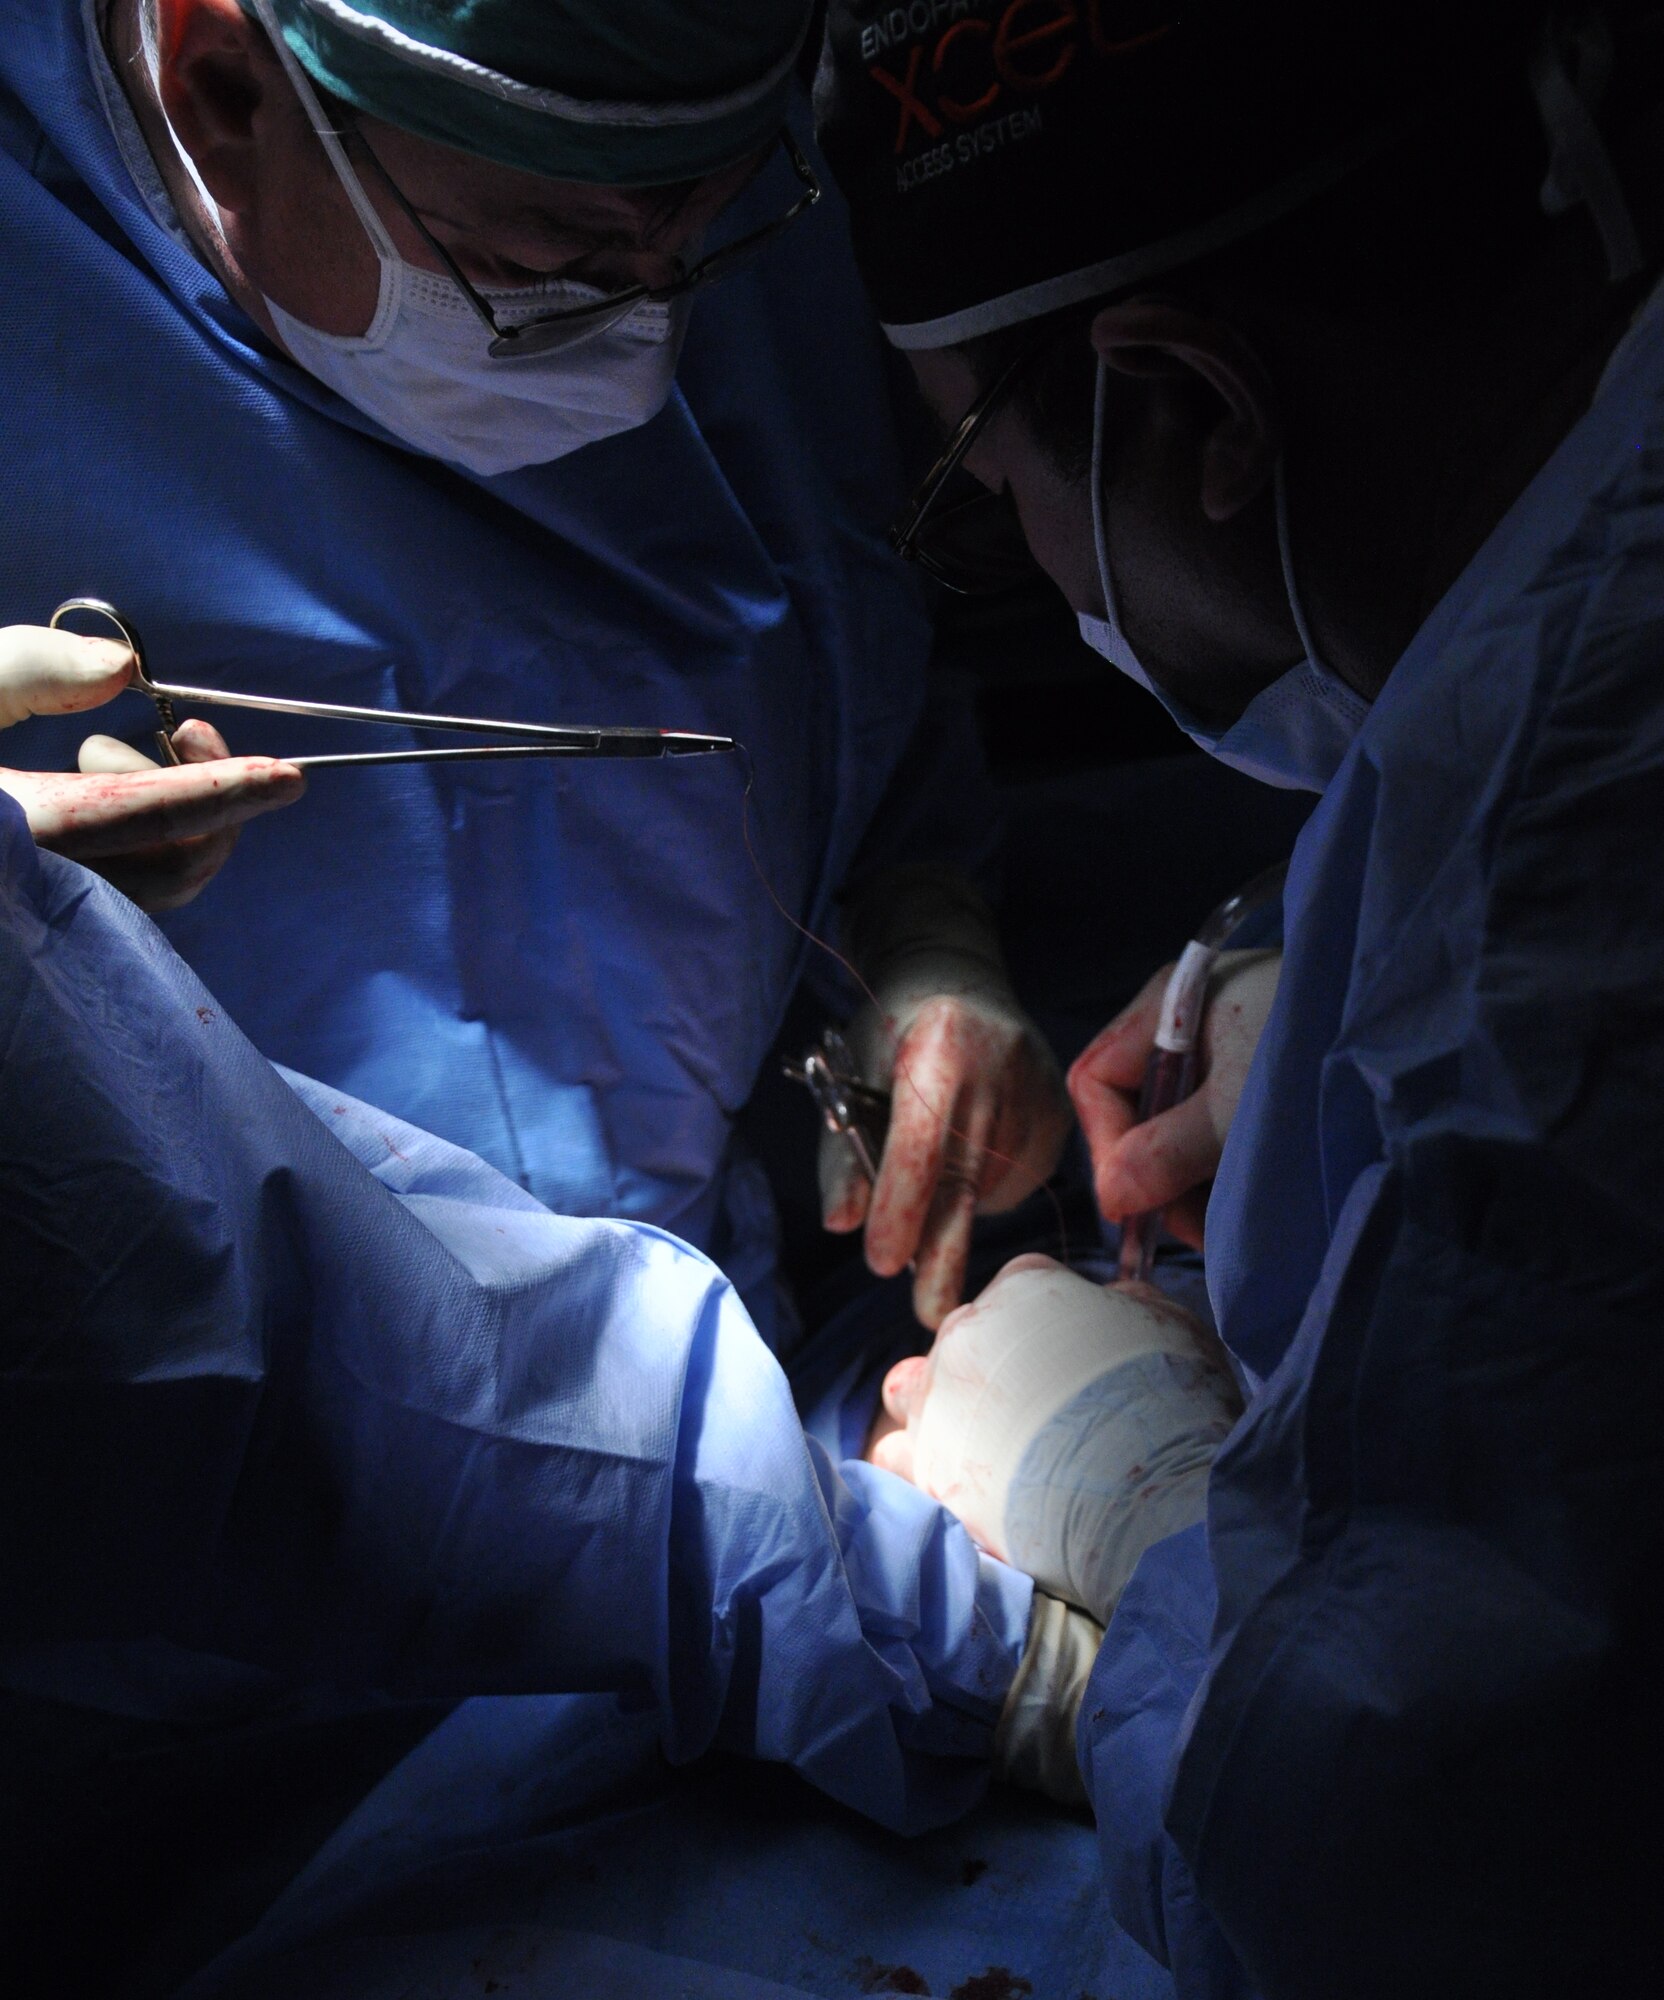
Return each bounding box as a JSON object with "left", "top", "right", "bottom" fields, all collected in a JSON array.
[
  {"left": 1273, "top": 460, "right": 1325, "bottom": 676},
  {"left": 1531, "top": 7, "right": 1645, "bottom": 283},
  {"left": 1089, "top": 356, "right": 1121, "bottom": 628},
  {"left": 1273, "top": 460, "right": 1370, "bottom": 723}
]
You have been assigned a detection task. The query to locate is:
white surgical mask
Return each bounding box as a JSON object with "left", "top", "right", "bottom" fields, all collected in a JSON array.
[
  {"left": 181, "top": 1, "right": 691, "bottom": 476},
  {"left": 1077, "top": 358, "right": 1369, "bottom": 792}
]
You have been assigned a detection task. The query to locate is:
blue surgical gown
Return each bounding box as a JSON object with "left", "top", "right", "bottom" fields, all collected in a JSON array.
[
  {"left": 0, "top": 788, "right": 1029, "bottom": 1847},
  {"left": 1080, "top": 288, "right": 1664, "bottom": 1995},
  {"left": 0, "top": 4, "right": 978, "bottom": 1337}
]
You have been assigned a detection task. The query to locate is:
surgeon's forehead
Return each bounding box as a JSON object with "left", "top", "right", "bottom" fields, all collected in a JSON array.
[
  {"left": 355, "top": 111, "right": 695, "bottom": 225},
  {"left": 908, "top": 346, "right": 982, "bottom": 431},
  {"left": 349, "top": 102, "right": 766, "bottom": 257}
]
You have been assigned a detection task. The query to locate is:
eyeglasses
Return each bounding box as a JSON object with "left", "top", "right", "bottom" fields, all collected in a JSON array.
[
  {"left": 890, "top": 335, "right": 1053, "bottom": 597},
  {"left": 338, "top": 115, "right": 822, "bottom": 359}
]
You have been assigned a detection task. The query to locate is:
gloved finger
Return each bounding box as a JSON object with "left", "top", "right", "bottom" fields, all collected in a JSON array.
[
  {"left": 911, "top": 1138, "right": 988, "bottom": 1331},
  {"left": 968, "top": 1028, "right": 1073, "bottom": 1216},
  {"left": 869, "top": 1426, "right": 916, "bottom": 1484},
  {"left": 0, "top": 756, "right": 306, "bottom": 858},
  {"left": 78, "top": 719, "right": 239, "bottom": 778},
  {"left": 817, "top": 1124, "right": 872, "bottom": 1234},
  {"left": 77, "top": 733, "right": 159, "bottom": 775},
  {"left": 1092, "top": 1088, "right": 1223, "bottom": 1223},
  {"left": 863, "top": 1022, "right": 963, "bottom": 1277},
  {"left": 1068, "top": 1056, "right": 1139, "bottom": 1186},
  {"left": 60, "top": 723, "right": 285, "bottom": 910},
  {"left": 1165, "top": 1185, "right": 1210, "bottom": 1253},
  {"left": 1068, "top": 971, "right": 1172, "bottom": 1184},
  {"left": 1066, "top": 964, "right": 1171, "bottom": 1100},
  {"left": 880, "top": 1353, "right": 930, "bottom": 1425},
  {"left": 0, "top": 626, "right": 134, "bottom": 729},
  {"left": 170, "top": 717, "right": 233, "bottom": 762},
  {"left": 90, "top": 831, "right": 240, "bottom": 913}
]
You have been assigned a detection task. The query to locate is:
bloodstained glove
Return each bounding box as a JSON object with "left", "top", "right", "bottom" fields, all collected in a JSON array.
[
  {"left": 824, "top": 865, "right": 1071, "bottom": 1329},
  {"left": 1068, "top": 949, "right": 1281, "bottom": 1248},
  {"left": 0, "top": 622, "right": 304, "bottom": 911}
]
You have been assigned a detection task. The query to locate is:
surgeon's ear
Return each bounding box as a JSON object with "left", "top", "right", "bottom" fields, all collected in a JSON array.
[
  {"left": 1088, "top": 301, "right": 1282, "bottom": 524},
  {"left": 155, "top": 0, "right": 277, "bottom": 216}
]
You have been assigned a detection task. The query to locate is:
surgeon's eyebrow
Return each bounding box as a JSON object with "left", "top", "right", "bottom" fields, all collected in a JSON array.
[
  {"left": 342, "top": 192, "right": 691, "bottom": 290},
  {"left": 396, "top": 141, "right": 773, "bottom": 260},
  {"left": 409, "top": 182, "right": 701, "bottom": 248}
]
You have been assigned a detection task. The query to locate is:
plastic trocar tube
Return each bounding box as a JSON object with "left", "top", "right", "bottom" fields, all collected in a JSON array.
[{"left": 1116, "top": 860, "right": 1290, "bottom": 1284}]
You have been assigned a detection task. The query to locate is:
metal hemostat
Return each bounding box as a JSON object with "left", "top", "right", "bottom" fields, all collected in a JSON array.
[
  {"left": 48, "top": 598, "right": 737, "bottom": 769},
  {"left": 783, "top": 1027, "right": 892, "bottom": 1184}
]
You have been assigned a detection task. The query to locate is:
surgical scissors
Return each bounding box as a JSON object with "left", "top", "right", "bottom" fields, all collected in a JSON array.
[{"left": 48, "top": 599, "right": 737, "bottom": 769}]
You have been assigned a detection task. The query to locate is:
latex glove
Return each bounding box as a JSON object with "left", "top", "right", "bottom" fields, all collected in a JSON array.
[
  {"left": 1067, "top": 948, "right": 1282, "bottom": 1248},
  {"left": 871, "top": 1254, "right": 1240, "bottom": 1624},
  {"left": 993, "top": 1591, "right": 1103, "bottom": 1805},
  {"left": 0, "top": 623, "right": 304, "bottom": 911},
  {"left": 823, "top": 865, "right": 1072, "bottom": 1330}
]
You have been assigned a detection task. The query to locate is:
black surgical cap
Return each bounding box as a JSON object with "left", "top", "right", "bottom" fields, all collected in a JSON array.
[{"left": 815, "top": 1, "right": 1528, "bottom": 347}]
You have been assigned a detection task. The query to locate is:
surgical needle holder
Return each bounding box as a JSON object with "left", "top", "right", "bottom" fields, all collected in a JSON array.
[
  {"left": 784, "top": 1027, "right": 892, "bottom": 1186},
  {"left": 48, "top": 600, "right": 737, "bottom": 769},
  {"left": 1117, "top": 859, "right": 1289, "bottom": 1285}
]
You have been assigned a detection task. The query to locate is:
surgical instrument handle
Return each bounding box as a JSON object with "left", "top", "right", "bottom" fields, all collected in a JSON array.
[
  {"left": 1116, "top": 859, "right": 1289, "bottom": 1285},
  {"left": 47, "top": 599, "right": 735, "bottom": 764}
]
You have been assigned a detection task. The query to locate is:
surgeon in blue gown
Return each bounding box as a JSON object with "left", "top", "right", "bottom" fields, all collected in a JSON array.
[
  {"left": 817, "top": 2, "right": 1664, "bottom": 1994},
  {"left": 0, "top": 0, "right": 1071, "bottom": 1349}
]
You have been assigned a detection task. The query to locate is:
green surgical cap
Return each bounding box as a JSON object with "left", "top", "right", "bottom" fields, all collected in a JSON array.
[{"left": 251, "top": 0, "right": 811, "bottom": 184}]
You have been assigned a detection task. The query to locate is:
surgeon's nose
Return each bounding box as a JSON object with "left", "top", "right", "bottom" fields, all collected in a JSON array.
[{"left": 561, "top": 246, "right": 688, "bottom": 297}]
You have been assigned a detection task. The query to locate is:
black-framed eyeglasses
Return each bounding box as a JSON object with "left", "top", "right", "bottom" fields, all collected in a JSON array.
[
  {"left": 890, "top": 333, "right": 1057, "bottom": 597},
  {"left": 338, "top": 117, "right": 822, "bottom": 359}
]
